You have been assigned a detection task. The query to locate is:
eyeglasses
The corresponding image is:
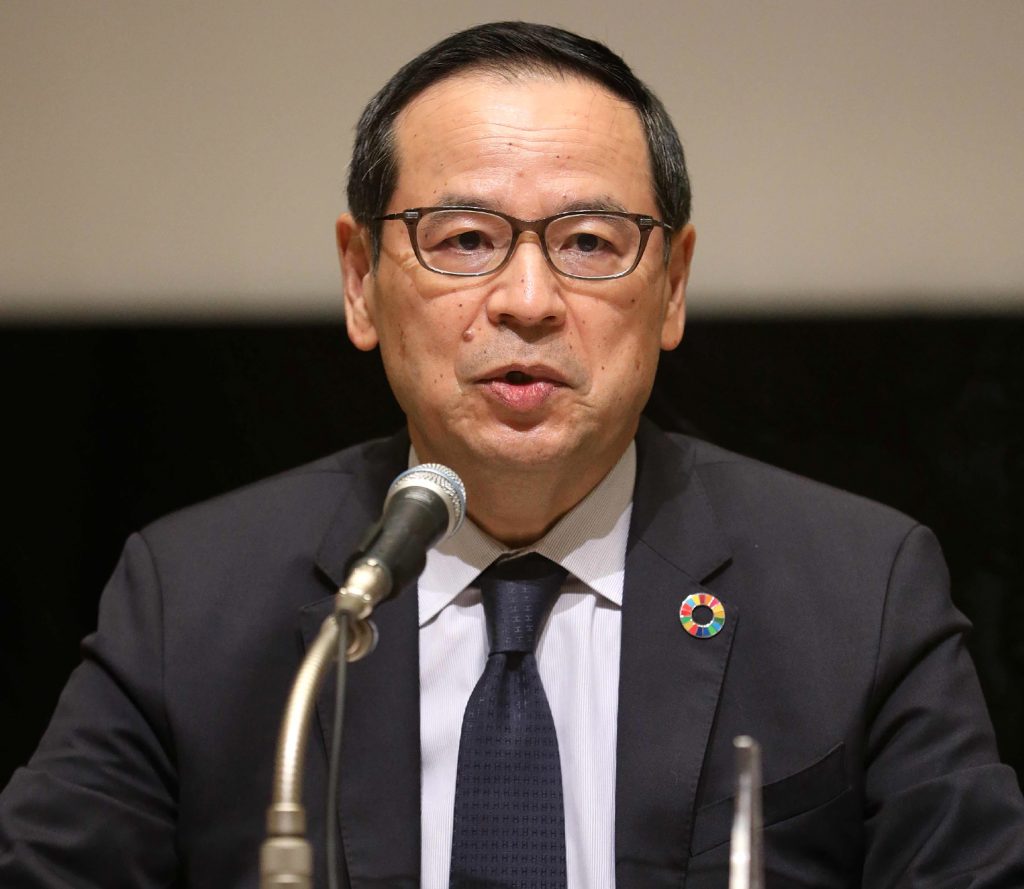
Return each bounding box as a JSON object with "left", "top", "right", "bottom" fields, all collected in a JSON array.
[{"left": 375, "top": 206, "right": 671, "bottom": 280}]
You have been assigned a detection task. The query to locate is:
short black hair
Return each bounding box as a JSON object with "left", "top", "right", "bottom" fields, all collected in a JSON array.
[{"left": 346, "top": 21, "right": 691, "bottom": 264}]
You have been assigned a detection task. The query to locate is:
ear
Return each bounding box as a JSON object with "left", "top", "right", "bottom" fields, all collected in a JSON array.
[
  {"left": 660, "top": 223, "right": 696, "bottom": 351},
  {"left": 336, "top": 213, "right": 379, "bottom": 351}
]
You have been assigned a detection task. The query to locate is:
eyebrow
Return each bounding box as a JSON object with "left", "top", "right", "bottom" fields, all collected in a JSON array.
[
  {"left": 432, "top": 193, "right": 630, "bottom": 216},
  {"left": 560, "top": 196, "right": 629, "bottom": 214}
]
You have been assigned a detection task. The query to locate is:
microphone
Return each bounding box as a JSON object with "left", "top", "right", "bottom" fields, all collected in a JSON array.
[
  {"left": 261, "top": 465, "right": 466, "bottom": 889},
  {"left": 337, "top": 463, "right": 467, "bottom": 619}
]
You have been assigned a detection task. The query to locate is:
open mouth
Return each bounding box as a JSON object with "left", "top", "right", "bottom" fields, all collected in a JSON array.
[{"left": 481, "top": 368, "right": 563, "bottom": 412}]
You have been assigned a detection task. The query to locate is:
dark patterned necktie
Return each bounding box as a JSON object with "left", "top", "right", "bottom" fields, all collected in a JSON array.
[{"left": 449, "top": 553, "right": 569, "bottom": 889}]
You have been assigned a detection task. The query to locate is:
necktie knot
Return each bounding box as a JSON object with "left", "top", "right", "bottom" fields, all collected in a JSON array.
[{"left": 479, "top": 553, "right": 567, "bottom": 654}]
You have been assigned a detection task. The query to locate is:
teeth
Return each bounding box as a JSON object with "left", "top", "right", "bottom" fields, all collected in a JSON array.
[{"left": 505, "top": 371, "right": 534, "bottom": 384}]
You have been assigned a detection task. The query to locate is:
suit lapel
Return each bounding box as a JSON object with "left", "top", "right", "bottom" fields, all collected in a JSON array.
[
  {"left": 615, "top": 422, "right": 736, "bottom": 889},
  {"left": 300, "top": 432, "right": 421, "bottom": 888}
]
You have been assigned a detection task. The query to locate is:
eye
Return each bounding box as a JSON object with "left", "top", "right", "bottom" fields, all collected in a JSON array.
[
  {"left": 556, "top": 230, "right": 615, "bottom": 257},
  {"left": 545, "top": 214, "right": 638, "bottom": 277},
  {"left": 548, "top": 215, "right": 632, "bottom": 258},
  {"left": 454, "top": 230, "right": 485, "bottom": 251},
  {"left": 417, "top": 211, "right": 506, "bottom": 254},
  {"left": 436, "top": 227, "right": 493, "bottom": 255},
  {"left": 569, "top": 232, "right": 604, "bottom": 254}
]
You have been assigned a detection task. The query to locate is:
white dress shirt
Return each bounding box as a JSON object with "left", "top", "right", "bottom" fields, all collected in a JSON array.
[{"left": 416, "top": 443, "right": 635, "bottom": 889}]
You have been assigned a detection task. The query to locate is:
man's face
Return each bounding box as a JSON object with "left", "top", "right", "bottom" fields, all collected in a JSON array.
[{"left": 340, "top": 72, "right": 694, "bottom": 485}]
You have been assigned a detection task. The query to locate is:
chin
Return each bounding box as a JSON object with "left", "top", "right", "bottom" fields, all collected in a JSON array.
[{"left": 468, "top": 422, "right": 599, "bottom": 471}]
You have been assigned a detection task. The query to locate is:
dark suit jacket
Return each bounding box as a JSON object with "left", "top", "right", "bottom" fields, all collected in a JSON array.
[{"left": 2, "top": 421, "right": 1023, "bottom": 888}]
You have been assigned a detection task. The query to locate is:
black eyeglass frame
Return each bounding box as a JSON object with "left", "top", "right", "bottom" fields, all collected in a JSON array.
[{"left": 375, "top": 206, "right": 673, "bottom": 281}]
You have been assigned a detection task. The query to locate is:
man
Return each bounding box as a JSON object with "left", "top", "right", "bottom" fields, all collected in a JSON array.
[{"left": 2, "top": 20, "right": 1023, "bottom": 889}]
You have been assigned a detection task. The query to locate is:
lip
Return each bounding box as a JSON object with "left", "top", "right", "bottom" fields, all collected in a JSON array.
[
  {"left": 475, "top": 364, "right": 570, "bottom": 387},
  {"left": 475, "top": 364, "right": 569, "bottom": 413}
]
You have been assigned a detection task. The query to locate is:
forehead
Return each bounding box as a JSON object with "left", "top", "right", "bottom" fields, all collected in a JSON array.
[{"left": 390, "top": 71, "right": 656, "bottom": 215}]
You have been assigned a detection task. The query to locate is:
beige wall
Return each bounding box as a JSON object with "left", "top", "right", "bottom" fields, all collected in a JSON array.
[{"left": 2, "top": 0, "right": 1023, "bottom": 320}]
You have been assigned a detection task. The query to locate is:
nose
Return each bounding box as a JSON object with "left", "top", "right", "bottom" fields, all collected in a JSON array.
[{"left": 484, "top": 233, "right": 566, "bottom": 334}]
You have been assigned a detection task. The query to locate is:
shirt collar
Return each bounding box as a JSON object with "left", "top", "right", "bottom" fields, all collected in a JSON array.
[{"left": 416, "top": 442, "right": 636, "bottom": 627}]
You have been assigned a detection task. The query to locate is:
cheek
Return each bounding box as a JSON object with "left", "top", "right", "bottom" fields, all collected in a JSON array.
[
  {"left": 377, "top": 296, "right": 476, "bottom": 388},
  {"left": 372, "top": 306, "right": 415, "bottom": 380},
  {"left": 579, "top": 293, "right": 664, "bottom": 372}
]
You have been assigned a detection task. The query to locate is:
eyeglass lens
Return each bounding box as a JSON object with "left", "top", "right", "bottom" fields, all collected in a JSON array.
[{"left": 415, "top": 210, "right": 643, "bottom": 278}]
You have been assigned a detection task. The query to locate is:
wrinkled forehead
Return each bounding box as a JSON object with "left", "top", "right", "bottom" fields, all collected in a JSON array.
[{"left": 390, "top": 68, "right": 656, "bottom": 213}]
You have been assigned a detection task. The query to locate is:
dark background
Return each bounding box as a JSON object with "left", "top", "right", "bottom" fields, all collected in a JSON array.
[{"left": 2, "top": 317, "right": 1022, "bottom": 790}]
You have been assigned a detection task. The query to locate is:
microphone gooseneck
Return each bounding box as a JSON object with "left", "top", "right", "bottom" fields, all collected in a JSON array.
[{"left": 261, "top": 463, "right": 466, "bottom": 889}]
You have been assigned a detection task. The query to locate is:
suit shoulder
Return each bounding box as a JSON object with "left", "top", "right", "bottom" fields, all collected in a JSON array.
[
  {"left": 664, "top": 432, "right": 922, "bottom": 542},
  {"left": 137, "top": 434, "right": 402, "bottom": 551}
]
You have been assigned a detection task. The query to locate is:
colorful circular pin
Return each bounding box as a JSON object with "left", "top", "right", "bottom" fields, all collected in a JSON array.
[{"left": 679, "top": 592, "right": 726, "bottom": 638}]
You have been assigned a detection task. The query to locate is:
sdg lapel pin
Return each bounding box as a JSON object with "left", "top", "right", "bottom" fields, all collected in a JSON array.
[{"left": 680, "top": 592, "right": 726, "bottom": 639}]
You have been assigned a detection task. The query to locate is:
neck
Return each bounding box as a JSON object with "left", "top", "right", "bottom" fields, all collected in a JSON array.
[
  {"left": 412, "top": 434, "right": 633, "bottom": 548},
  {"left": 464, "top": 467, "right": 594, "bottom": 548}
]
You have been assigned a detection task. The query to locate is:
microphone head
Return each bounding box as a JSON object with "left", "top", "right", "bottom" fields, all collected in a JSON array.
[{"left": 384, "top": 463, "right": 467, "bottom": 539}]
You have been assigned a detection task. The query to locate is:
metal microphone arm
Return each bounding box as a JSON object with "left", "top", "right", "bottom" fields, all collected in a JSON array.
[
  {"left": 259, "top": 596, "right": 377, "bottom": 889},
  {"left": 728, "top": 735, "right": 765, "bottom": 889},
  {"left": 258, "top": 463, "right": 466, "bottom": 889}
]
